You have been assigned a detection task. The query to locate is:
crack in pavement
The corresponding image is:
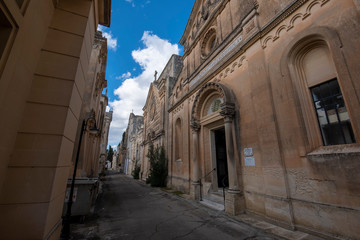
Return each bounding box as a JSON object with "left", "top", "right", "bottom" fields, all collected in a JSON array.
[
  {"left": 171, "top": 220, "right": 209, "bottom": 239},
  {"left": 147, "top": 213, "right": 182, "bottom": 239}
]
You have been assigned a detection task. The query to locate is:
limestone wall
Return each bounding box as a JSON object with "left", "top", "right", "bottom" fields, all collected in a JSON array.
[
  {"left": 169, "top": 0, "right": 360, "bottom": 238},
  {"left": 0, "top": 0, "right": 110, "bottom": 239}
]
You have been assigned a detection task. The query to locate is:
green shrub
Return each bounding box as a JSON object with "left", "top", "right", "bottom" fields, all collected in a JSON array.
[
  {"left": 132, "top": 164, "right": 141, "bottom": 179},
  {"left": 146, "top": 145, "right": 168, "bottom": 187}
]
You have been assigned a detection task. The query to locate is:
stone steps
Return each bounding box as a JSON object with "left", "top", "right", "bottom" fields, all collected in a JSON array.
[{"left": 200, "top": 191, "right": 226, "bottom": 211}]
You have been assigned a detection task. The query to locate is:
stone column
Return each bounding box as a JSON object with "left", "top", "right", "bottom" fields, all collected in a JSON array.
[
  {"left": 220, "top": 103, "right": 244, "bottom": 215},
  {"left": 190, "top": 119, "right": 201, "bottom": 200}
]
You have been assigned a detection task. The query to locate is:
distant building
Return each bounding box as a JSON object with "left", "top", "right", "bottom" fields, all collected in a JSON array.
[
  {"left": 0, "top": 1, "right": 111, "bottom": 239},
  {"left": 118, "top": 132, "right": 128, "bottom": 173},
  {"left": 123, "top": 113, "right": 144, "bottom": 176},
  {"left": 111, "top": 147, "right": 119, "bottom": 171},
  {"left": 141, "top": 55, "right": 183, "bottom": 181},
  {"left": 99, "top": 108, "right": 113, "bottom": 173}
]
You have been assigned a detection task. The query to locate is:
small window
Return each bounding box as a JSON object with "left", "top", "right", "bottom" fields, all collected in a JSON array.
[
  {"left": 310, "top": 79, "right": 355, "bottom": 145},
  {"left": 175, "top": 118, "right": 182, "bottom": 160}
]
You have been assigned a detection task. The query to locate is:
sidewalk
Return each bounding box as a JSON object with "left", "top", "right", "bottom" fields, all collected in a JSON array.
[{"left": 160, "top": 187, "right": 326, "bottom": 240}]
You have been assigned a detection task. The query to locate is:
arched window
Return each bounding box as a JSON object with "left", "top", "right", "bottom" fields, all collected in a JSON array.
[
  {"left": 201, "top": 28, "right": 217, "bottom": 59},
  {"left": 175, "top": 118, "right": 182, "bottom": 160},
  {"left": 201, "top": 93, "right": 223, "bottom": 118},
  {"left": 291, "top": 40, "right": 355, "bottom": 146}
]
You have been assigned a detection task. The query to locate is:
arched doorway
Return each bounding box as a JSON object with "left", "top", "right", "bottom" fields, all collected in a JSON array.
[{"left": 190, "top": 82, "right": 244, "bottom": 215}]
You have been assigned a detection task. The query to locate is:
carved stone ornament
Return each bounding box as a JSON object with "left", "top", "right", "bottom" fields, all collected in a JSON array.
[
  {"left": 201, "top": 0, "right": 220, "bottom": 20},
  {"left": 190, "top": 119, "right": 201, "bottom": 132},
  {"left": 201, "top": 2, "right": 209, "bottom": 20},
  {"left": 190, "top": 0, "right": 221, "bottom": 44},
  {"left": 220, "top": 103, "right": 235, "bottom": 119},
  {"left": 95, "top": 72, "right": 106, "bottom": 96}
]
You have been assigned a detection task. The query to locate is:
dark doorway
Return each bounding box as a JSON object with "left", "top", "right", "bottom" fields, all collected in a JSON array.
[{"left": 214, "top": 128, "right": 229, "bottom": 188}]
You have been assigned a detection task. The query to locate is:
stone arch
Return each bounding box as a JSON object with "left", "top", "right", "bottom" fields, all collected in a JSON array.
[
  {"left": 201, "top": 27, "right": 217, "bottom": 59},
  {"left": 191, "top": 82, "right": 235, "bottom": 125},
  {"left": 280, "top": 26, "right": 360, "bottom": 150}
]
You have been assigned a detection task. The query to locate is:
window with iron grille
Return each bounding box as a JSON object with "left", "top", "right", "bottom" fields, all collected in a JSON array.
[{"left": 310, "top": 79, "right": 355, "bottom": 146}]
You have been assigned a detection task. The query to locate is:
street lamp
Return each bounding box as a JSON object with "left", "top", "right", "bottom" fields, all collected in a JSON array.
[{"left": 60, "top": 111, "right": 99, "bottom": 240}]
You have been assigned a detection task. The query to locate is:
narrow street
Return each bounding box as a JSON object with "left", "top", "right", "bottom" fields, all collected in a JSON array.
[{"left": 71, "top": 172, "right": 276, "bottom": 240}]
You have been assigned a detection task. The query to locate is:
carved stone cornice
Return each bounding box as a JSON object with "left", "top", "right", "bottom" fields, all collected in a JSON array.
[{"left": 181, "top": 0, "right": 224, "bottom": 53}]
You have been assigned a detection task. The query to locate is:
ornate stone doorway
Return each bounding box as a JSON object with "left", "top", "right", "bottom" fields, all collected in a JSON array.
[{"left": 190, "top": 82, "right": 244, "bottom": 215}]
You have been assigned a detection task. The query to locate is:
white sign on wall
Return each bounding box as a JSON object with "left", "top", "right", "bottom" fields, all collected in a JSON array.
[
  {"left": 244, "top": 148, "right": 253, "bottom": 156},
  {"left": 244, "top": 148, "right": 255, "bottom": 166},
  {"left": 245, "top": 157, "right": 255, "bottom": 166}
]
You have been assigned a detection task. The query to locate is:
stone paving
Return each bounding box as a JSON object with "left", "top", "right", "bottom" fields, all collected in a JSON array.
[{"left": 70, "top": 173, "right": 277, "bottom": 240}]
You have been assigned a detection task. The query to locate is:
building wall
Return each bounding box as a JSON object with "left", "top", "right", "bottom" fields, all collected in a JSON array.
[
  {"left": 123, "top": 113, "right": 144, "bottom": 175},
  {"left": 141, "top": 55, "right": 183, "bottom": 181},
  {"left": 0, "top": 0, "right": 110, "bottom": 239},
  {"left": 168, "top": 0, "right": 360, "bottom": 239},
  {"left": 99, "top": 107, "right": 112, "bottom": 172},
  {"left": 75, "top": 31, "right": 109, "bottom": 178}
]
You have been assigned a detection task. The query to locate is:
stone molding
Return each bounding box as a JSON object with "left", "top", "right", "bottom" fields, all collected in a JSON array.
[
  {"left": 181, "top": 0, "right": 223, "bottom": 52},
  {"left": 172, "top": 0, "right": 331, "bottom": 113},
  {"left": 261, "top": 0, "right": 331, "bottom": 49},
  {"left": 191, "top": 82, "right": 235, "bottom": 123}
]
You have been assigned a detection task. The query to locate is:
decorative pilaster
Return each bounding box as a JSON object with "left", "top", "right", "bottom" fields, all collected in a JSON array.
[
  {"left": 220, "top": 103, "right": 239, "bottom": 191},
  {"left": 190, "top": 119, "right": 201, "bottom": 200},
  {"left": 220, "top": 103, "right": 244, "bottom": 215}
]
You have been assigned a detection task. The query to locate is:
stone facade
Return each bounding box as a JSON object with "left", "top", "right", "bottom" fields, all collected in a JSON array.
[
  {"left": 118, "top": 132, "right": 128, "bottom": 173},
  {"left": 141, "top": 55, "right": 183, "bottom": 181},
  {"left": 111, "top": 147, "right": 120, "bottom": 171},
  {"left": 123, "top": 113, "right": 144, "bottom": 175},
  {"left": 99, "top": 108, "right": 113, "bottom": 172},
  {"left": 0, "top": 1, "right": 111, "bottom": 239},
  {"left": 75, "top": 31, "right": 110, "bottom": 178},
  {"left": 166, "top": 0, "right": 360, "bottom": 239}
]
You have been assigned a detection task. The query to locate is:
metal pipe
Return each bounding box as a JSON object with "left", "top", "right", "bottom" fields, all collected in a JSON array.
[{"left": 60, "top": 120, "right": 85, "bottom": 240}]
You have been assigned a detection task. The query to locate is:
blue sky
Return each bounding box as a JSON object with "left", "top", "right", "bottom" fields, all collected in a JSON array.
[{"left": 99, "top": 0, "right": 195, "bottom": 146}]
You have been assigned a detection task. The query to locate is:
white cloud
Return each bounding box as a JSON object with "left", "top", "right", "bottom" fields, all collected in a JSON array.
[
  {"left": 108, "top": 31, "right": 180, "bottom": 145},
  {"left": 97, "top": 26, "right": 118, "bottom": 51},
  {"left": 125, "top": 0, "right": 135, "bottom": 7},
  {"left": 116, "top": 72, "right": 132, "bottom": 80}
]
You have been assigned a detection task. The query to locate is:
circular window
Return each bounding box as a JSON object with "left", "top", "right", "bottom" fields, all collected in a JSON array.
[{"left": 201, "top": 28, "right": 217, "bottom": 59}]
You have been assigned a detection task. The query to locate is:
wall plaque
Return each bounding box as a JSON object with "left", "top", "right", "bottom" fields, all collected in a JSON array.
[
  {"left": 244, "top": 148, "right": 253, "bottom": 156},
  {"left": 245, "top": 157, "right": 255, "bottom": 166}
]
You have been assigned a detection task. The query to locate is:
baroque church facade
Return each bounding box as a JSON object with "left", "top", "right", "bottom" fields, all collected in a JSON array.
[{"left": 123, "top": 0, "right": 360, "bottom": 239}]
